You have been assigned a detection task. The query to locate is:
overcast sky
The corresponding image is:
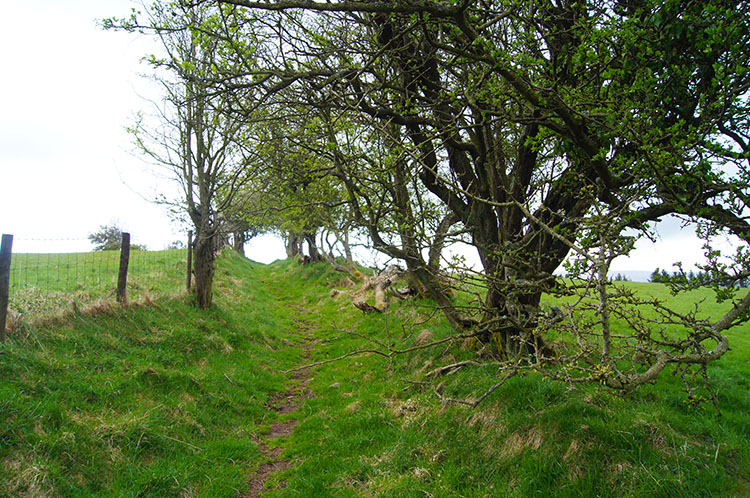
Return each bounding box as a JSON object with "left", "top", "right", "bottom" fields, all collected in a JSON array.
[{"left": 0, "top": 0, "right": 721, "bottom": 272}]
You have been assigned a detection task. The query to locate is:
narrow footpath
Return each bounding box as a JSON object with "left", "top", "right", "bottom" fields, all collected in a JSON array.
[{"left": 245, "top": 304, "right": 316, "bottom": 497}]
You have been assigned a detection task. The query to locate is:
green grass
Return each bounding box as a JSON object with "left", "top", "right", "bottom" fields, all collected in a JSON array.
[
  {"left": 1, "top": 252, "right": 749, "bottom": 497},
  {"left": 0, "top": 252, "right": 296, "bottom": 497},
  {"left": 252, "top": 261, "right": 750, "bottom": 497},
  {"left": 8, "top": 249, "right": 187, "bottom": 326}
]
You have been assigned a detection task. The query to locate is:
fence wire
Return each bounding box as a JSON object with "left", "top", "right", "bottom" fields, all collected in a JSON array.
[
  {"left": 10, "top": 250, "right": 120, "bottom": 291},
  {"left": 6, "top": 236, "right": 189, "bottom": 326}
]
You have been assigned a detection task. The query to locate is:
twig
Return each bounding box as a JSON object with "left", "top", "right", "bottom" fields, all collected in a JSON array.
[
  {"left": 467, "top": 370, "right": 519, "bottom": 407},
  {"left": 425, "top": 360, "right": 481, "bottom": 377},
  {"left": 434, "top": 370, "right": 518, "bottom": 408},
  {"left": 279, "top": 348, "right": 389, "bottom": 373},
  {"left": 161, "top": 434, "right": 203, "bottom": 452},
  {"left": 333, "top": 323, "right": 481, "bottom": 355}
]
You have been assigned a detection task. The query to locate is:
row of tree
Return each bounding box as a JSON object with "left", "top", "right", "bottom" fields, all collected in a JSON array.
[
  {"left": 105, "top": 0, "right": 750, "bottom": 402},
  {"left": 650, "top": 268, "right": 750, "bottom": 288}
]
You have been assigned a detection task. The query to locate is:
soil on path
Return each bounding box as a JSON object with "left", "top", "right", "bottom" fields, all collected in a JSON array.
[{"left": 244, "top": 307, "right": 316, "bottom": 497}]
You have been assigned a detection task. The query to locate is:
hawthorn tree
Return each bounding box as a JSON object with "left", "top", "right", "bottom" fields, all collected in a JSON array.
[
  {"left": 88, "top": 224, "right": 146, "bottom": 251},
  {"left": 88, "top": 224, "right": 127, "bottom": 252},
  {"left": 134, "top": 0, "right": 750, "bottom": 401},
  {"left": 231, "top": 104, "right": 356, "bottom": 262},
  {"left": 111, "top": 2, "right": 256, "bottom": 308}
]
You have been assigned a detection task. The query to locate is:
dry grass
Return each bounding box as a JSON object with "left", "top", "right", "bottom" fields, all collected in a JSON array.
[
  {"left": 1, "top": 454, "right": 56, "bottom": 498},
  {"left": 498, "top": 427, "right": 544, "bottom": 460}
]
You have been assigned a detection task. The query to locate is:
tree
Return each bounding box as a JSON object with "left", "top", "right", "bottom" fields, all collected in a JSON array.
[
  {"left": 89, "top": 224, "right": 146, "bottom": 251},
  {"left": 650, "top": 268, "right": 663, "bottom": 283},
  {"left": 88, "top": 224, "right": 125, "bottom": 252},
  {"left": 166, "top": 239, "right": 186, "bottom": 250},
  {"left": 136, "top": 0, "right": 750, "bottom": 401},
  {"left": 232, "top": 105, "right": 354, "bottom": 263},
  {"left": 110, "top": 2, "right": 256, "bottom": 308}
]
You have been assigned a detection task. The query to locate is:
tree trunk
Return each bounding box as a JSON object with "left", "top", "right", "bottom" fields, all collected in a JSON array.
[
  {"left": 193, "top": 230, "right": 216, "bottom": 309},
  {"left": 232, "top": 231, "right": 245, "bottom": 256},
  {"left": 475, "top": 244, "right": 557, "bottom": 359},
  {"left": 483, "top": 284, "right": 543, "bottom": 359},
  {"left": 342, "top": 230, "right": 353, "bottom": 263},
  {"left": 305, "top": 232, "right": 322, "bottom": 262},
  {"left": 428, "top": 213, "right": 458, "bottom": 273},
  {"left": 286, "top": 231, "right": 303, "bottom": 258}
]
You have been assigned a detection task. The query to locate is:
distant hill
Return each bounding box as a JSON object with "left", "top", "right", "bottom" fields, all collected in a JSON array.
[{"left": 608, "top": 270, "right": 654, "bottom": 282}]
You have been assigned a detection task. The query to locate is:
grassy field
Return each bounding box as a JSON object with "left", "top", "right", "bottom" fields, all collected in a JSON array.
[
  {"left": 1, "top": 252, "right": 748, "bottom": 497},
  {"left": 7, "top": 249, "right": 187, "bottom": 326}
]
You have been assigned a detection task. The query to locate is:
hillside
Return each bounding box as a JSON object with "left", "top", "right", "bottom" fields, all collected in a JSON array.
[{"left": 1, "top": 252, "right": 749, "bottom": 497}]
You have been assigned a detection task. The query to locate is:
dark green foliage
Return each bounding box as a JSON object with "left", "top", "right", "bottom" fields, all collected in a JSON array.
[
  {"left": 650, "top": 267, "right": 749, "bottom": 288},
  {"left": 88, "top": 224, "right": 146, "bottom": 252},
  {"left": 88, "top": 224, "right": 124, "bottom": 251}
]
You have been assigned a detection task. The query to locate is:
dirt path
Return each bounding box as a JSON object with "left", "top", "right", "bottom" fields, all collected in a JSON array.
[{"left": 244, "top": 307, "right": 316, "bottom": 497}]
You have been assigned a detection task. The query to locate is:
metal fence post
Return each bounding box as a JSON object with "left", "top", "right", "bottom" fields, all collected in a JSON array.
[
  {"left": 116, "top": 232, "right": 130, "bottom": 305},
  {"left": 0, "top": 234, "right": 14, "bottom": 341}
]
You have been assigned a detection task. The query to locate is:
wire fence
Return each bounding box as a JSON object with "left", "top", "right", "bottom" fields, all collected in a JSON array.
[
  {"left": 10, "top": 250, "right": 121, "bottom": 291},
  {"left": 2, "top": 234, "right": 190, "bottom": 332}
]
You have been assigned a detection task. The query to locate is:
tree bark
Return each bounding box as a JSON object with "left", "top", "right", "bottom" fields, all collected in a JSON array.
[
  {"left": 305, "top": 232, "right": 322, "bottom": 262},
  {"left": 232, "top": 231, "right": 246, "bottom": 256},
  {"left": 286, "top": 231, "right": 303, "bottom": 258},
  {"left": 342, "top": 230, "right": 353, "bottom": 263},
  {"left": 193, "top": 227, "right": 216, "bottom": 309},
  {"left": 427, "top": 213, "right": 458, "bottom": 274}
]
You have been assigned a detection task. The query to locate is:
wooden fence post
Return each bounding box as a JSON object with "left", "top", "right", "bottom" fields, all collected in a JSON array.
[
  {"left": 186, "top": 230, "right": 193, "bottom": 291},
  {"left": 116, "top": 232, "right": 130, "bottom": 305},
  {"left": 0, "top": 234, "right": 13, "bottom": 342}
]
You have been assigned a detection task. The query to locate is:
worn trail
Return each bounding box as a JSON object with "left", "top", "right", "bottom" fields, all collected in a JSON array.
[{"left": 245, "top": 304, "right": 316, "bottom": 497}]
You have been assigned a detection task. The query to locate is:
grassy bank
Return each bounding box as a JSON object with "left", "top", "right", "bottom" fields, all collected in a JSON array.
[
  {"left": 1, "top": 252, "right": 748, "bottom": 496},
  {"left": 0, "top": 253, "right": 295, "bottom": 497},
  {"left": 255, "top": 260, "right": 750, "bottom": 497}
]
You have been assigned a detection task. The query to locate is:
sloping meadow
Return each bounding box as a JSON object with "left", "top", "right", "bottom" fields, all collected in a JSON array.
[
  {"left": 1, "top": 252, "right": 748, "bottom": 497},
  {"left": 0, "top": 252, "right": 296, "bottom": 497}
]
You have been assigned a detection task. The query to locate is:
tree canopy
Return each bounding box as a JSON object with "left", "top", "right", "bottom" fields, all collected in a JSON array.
[
  {"left": 88, "top": 224, "right": 146, "bottom": 251},
  {"left": 115, "top": 0, "right": 750, "bottom": 404}
]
